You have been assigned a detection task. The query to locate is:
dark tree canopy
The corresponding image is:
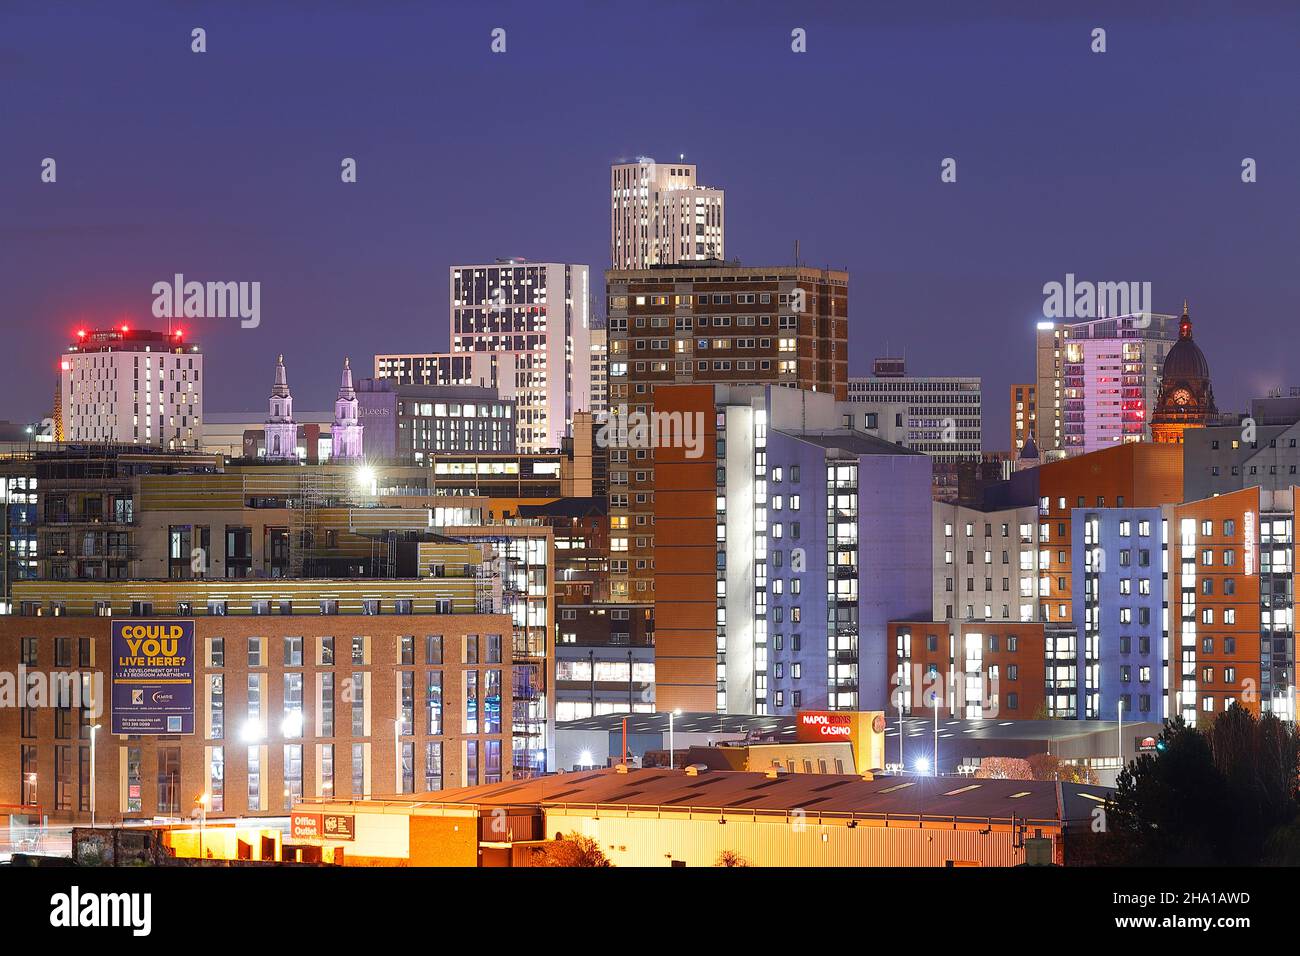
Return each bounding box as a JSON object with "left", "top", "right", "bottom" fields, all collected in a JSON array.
[{"left": 1104, "top": 705, "right": 1300, "bottom": 865}]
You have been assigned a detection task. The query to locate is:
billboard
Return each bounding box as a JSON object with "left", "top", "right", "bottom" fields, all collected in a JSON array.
[
  {"left": 797, "top": 711, "right": 855, "bottom": 741},
  {"left": 110, "top": 619, "right": 195, "bottom": 735},
  {"left": 290, "top": 812, "right": 355, "bottom": 841},
  {"left": 795, "top": 711, "right": 886, "bottom": 773},
  {"left": 291, "top": 813, "right": 323, "bottom": 838}
]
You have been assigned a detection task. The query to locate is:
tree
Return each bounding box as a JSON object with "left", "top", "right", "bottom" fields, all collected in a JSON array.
[
  {"left": 1208, "top": 702, "right": 1300, "bottom": 846},
  {"left": 1104, "top": 706, "right": 1300, "bottom": 865},
  {"left": 974, "top": 757, "right": 1033, "bottom": 780},
  {"left": 975, "top": 754, "right": 1097, "bottom": 784},
  {"left": 527, "top": 832, "right": 612, "bottom": 868},
  {"left": 1027, "top": 752, "right": 1099, "bottom": 785},
  {"left": 715, "top": 850, "right": 751, "bottom": 867}
]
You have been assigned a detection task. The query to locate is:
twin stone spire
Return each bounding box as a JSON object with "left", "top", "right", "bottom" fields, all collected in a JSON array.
[{"left": 263, "top": 355, "right": 363, "bottom": 462}]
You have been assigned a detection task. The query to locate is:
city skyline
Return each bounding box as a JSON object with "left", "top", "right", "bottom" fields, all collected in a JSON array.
[
  {"left": 7, "top": 0, "right": 1300, "bottom": 892},
  {"left": 4, "top": 1, "right": 1299, "bottom": 449}
]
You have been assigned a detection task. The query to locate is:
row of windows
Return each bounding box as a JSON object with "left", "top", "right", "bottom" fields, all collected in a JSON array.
[
  {"left": 208, "top": 634, "right": 502, "bottom": 668},
  {"left": 15, "top": 634, "right": 500, "bottom": 668},
  {"left": 21, "top": 597, "right": 463, "bottom": 617},
  {"left": 896, "top": 632, "right": 1023, "bottom": 654}
]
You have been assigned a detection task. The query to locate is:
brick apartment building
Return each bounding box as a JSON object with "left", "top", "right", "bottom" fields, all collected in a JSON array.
[
  {"left": 888, "top": 620, "right": 1047, "bottom": 720},
  {"left": 0, "top": 578, "right": 513, "bottom": 823},
  {"left": 604, "top": 262, "right": 849, "bottom": 605},
  {"left": 1165, "top": 485, "right": 1296, "bottom": 722}
]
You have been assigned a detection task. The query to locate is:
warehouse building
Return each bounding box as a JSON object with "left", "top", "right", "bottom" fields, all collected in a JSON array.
[{"left": 414, "top": 766, "right": 1110, "bottom": 867}]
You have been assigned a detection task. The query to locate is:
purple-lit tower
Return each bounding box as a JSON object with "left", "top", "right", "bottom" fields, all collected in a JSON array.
[
  {"left": 264, "top": 354, "right": 298, "bottom": 461},
  {"left": 330, "top": 357, "right": 364, "bottom": 461}
]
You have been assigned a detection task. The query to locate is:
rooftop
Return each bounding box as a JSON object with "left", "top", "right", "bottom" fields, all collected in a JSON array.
[
  {"left": 609, "top": 262, "right": 848, "bottom": 280},
  {"left": 778, "top": 428, "right": 926, "bottom": 457},
  {"left": 422, "top": 767, "right": 1110, "bottom": 826},
  {"left": 65, "top": 327, "right": 198, "bottom": 352},
  {"left": 515, "top": 497, "right": 608, "bottom": 520}
]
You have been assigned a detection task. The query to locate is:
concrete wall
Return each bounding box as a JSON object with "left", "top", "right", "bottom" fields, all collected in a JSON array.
[{"left": 859, "top": 454, "right": 933, "bottom": 710}]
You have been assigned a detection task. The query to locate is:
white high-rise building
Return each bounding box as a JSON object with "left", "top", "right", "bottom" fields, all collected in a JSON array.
[
  {"left": 932, "top": 502, "right": 1042, "bottom": 624},
  {"left": 1034, "top": 313, "right": 1180, "bottom": 456},
  {"left": 373, "top": 351, "right": 517, "bottom": 395},
  {"left": 59, "top": 326, "right": 202, "bottom": 448},
  {"left": 589, "top": 319, "right": 608, "bottom": 421},
  {"left": 610, "top": 157, "right": 725, "bottom": 270},
  {"left": 846, "top": 365, "right": 982, "bottom": 464},
  {"left": 450, "top": 259, "right": 590, "bottom": 453}
]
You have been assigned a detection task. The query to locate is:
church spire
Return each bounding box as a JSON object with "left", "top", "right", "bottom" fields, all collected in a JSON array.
[
  {"left": 331, "top": 357, "right": 363, "bottom": 461},
  {"left": 272, "top": 354, "right": 289, "bottom": 395},
  {"left": 337, "top": 356, "right": 356, "bottom": 400},
  {"left": 264, "top": 354, "right": 297, "bottom": 461}
]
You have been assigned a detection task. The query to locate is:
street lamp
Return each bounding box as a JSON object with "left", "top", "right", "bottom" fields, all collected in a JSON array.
[
  {"left": 393, "top": 718, "right": 403, "bottom": 796},
  {"left": 896, "top": 692, "right": 905, "bottom": 771},
  {"left": 196, "top": 793, "right": 209, "bottom": 860},
  {"left": 89, "top": 724, "right": 101, "bottom": 827},
  {"left": 931, "top": 688, "right": 940, "bottom": 777},
  {"left": 1117, "top": 697, "right": 1125, "bottom": 769},
  {"left": 668, "top": 708, "right": 681, "bottom": 769}
]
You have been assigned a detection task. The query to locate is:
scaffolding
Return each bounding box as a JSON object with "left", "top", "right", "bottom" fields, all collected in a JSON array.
[
  {"left": 289, "top": 471, "right": 324, "bottom": 578},
  {"left": 283, "top": 470, "right": 352, "bottom": 577},
  {"left": 445, "top": 529, "right": 550, "bottom": 777},
  {"left": 475, "top": 558, "right": 497, "bottom": 614}
]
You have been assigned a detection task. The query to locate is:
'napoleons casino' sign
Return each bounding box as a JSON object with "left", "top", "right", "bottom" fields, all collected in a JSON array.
[
  {"left": 111, "top": 620, "right": 195, "bottom": 735},
  {"left": 794, "top": 710, "right": 888, "bottom": 773},
  {"left": 797, "top": 711, "right": 854, "bottom": 740}
]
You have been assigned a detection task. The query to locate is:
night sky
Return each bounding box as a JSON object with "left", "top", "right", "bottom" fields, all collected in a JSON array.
[{"left": 3, "top": 0, "right": 1298, "bottom": 447}]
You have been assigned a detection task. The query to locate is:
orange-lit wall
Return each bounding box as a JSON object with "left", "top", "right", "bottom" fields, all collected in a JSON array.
[
  {"left": 165, "top": 826, "right": 282, "bottom": 861},
  {"left": 889, "top": 621, "right": 1047, "bottom": 720},
  {"left": 1167, "top": 487, "right": 1264, "bottom": 718},
  {"left": 651, "top": 385, "right": 719, "bottom": 713}
]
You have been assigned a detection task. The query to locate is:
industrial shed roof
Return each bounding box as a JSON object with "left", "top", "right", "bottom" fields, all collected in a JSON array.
[{"left": 423, "top": 767, "right": 1111, "bottom": 826}]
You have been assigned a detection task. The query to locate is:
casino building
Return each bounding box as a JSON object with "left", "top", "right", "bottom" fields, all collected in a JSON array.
[{"left": 0, "top": 572, "right": 513, "bottom": 823}]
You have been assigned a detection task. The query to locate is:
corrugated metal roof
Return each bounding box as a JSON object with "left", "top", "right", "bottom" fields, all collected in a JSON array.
[{"left": 424, "top": 768, "right": 1111, "bottom": 824}]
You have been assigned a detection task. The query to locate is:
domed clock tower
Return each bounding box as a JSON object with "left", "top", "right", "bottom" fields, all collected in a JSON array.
[{"left": 1151, "top": 301, "right": 1216, "bottom": 444}]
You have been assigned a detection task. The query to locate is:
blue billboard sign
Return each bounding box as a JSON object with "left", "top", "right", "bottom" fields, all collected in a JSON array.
[{"left": 110, "top": 619, "right": 196, "bottom": 735}]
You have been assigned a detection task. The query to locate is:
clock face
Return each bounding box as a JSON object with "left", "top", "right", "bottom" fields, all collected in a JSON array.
[{"left": 1171, "top": 388, "right": 1193, "bottom": 407}]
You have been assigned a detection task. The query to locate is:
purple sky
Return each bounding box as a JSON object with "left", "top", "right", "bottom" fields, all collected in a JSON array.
[{"left": 3, "top": 0, "right": 1298, "bottom": 448}]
